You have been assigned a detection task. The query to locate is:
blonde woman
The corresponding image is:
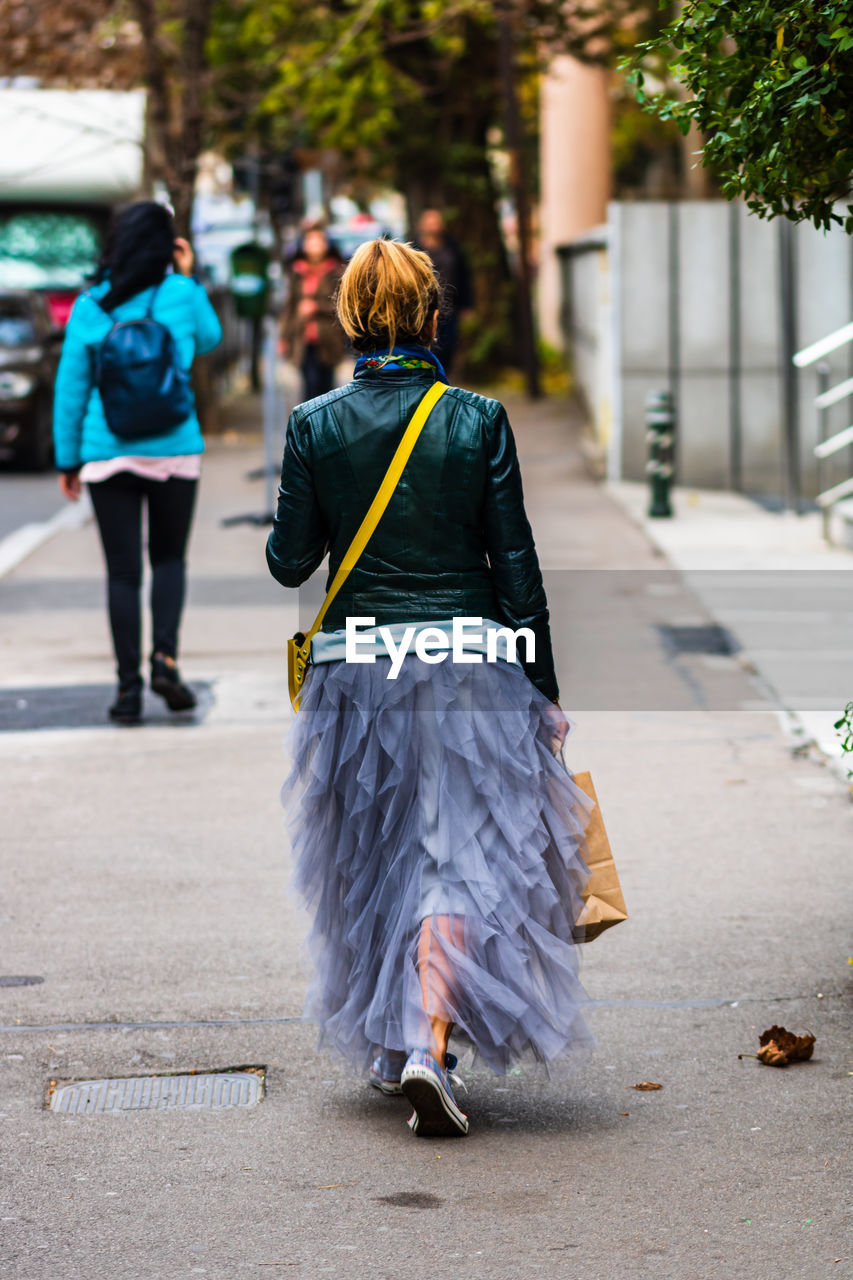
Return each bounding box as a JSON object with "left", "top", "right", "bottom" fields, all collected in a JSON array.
[{"left": 266, "top": 240, "right": 593, "bottom": 1137}]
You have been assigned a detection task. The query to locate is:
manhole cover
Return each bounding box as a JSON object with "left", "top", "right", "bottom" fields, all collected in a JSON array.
[
  {"left": 49, "top": 1069, "right": 264, "bottom": 1114},
  {"left": 657, "top": 624, "right": 738, "bottom": 656},
  {"left": 0, "top": 975, "right": 44, "bottom": 987}
]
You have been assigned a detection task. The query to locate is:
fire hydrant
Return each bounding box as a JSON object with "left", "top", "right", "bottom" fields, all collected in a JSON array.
[{"left": 645, "top": 389, "right": 675, "bottom": 518}]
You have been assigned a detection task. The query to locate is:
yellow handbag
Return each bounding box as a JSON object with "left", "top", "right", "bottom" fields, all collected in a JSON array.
[{"left": 287, "top": 381, "right": 448, "bottom": 712}]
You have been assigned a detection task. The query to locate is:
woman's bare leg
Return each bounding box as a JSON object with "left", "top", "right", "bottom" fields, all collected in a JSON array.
[{"left": 417, "top": 914, "right": 465, "bottom": 1065}]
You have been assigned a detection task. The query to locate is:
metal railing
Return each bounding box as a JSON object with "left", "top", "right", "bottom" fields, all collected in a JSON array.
[{"left": 793, "top": 323, "right": 853, "bottom": 539}]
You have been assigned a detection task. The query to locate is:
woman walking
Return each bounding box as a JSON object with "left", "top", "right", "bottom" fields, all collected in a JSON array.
[
  {"left": 53, "top": 201, "right": 222, "bottom": 725},
  {"left": 279, "top": 223, "right": 345, "bottom": 403},
  {"left": 266, "top": 239, "right": 593, "bottom": 1137}
]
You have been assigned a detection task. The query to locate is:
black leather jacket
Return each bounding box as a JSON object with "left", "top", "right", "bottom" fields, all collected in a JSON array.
[{"left": 266, "top": 364, "right": 559, "bottom": 700}]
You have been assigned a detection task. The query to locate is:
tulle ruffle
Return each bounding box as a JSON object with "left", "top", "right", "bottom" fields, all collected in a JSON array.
[{"left": 281, "top": 655, "right": 596, "bottom": 1075}]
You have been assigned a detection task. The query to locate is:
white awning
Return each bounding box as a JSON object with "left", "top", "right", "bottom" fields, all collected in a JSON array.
[{"left": 0, "top": 88, "right": 146, "bottom": 204}]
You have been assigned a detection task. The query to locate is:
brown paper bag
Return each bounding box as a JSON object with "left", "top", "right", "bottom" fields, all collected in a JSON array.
[{"left": 571, "top": 771, "right": 628, "bottom": 943}]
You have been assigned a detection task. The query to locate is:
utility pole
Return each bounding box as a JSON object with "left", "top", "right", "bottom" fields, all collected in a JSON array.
[{"left": 497, "top": 1, "right": 541, "bottom": 399}]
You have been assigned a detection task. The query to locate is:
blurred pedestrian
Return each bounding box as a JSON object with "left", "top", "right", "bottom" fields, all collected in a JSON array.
[
  {"left": 53, "top": 200, "right": 222, "bottom": 726},
  {"left": 413, "top": 209, "right": 473, "bottom": 374},
  {"left": 266, "top": 239, "right": 592, "bottom": 1138},
  {"left": 279, "top": 223, "right": 345, "bottom": 403}
]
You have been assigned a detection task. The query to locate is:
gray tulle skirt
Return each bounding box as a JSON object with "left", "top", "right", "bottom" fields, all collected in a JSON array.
[{"left": 281, "top": 655, "right": 596, "bottom": 1075}]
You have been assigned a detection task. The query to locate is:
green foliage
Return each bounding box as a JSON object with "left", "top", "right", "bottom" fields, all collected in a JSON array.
[
  {"left": 835, "top": 701, "right": 853, "bottom": 778},
  {"left": 210, "top": 0, "right": 656, "bottom": 198},
  {"left": 210, "top": 0, "right": 493, "bottom": 161},
  {"left": 610, "top": 84, "right": 681, "bottom": 191},
  {"left": 209, "top": 0, "right": 655, "bottom": 375},
  {"left": 624, "top": 2, "right": 853, "bottom": 230}
]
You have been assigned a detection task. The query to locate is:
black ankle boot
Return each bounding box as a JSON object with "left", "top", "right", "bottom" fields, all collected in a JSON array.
[
  {"left": 109, "top": 681, "right": 142, "bottom": 725},
  {"left": 150, "top": 654, "right": 197, "bottom": 712}
]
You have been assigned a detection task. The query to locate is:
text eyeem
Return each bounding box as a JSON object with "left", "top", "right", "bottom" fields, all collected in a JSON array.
[{"left": 345, "top": 616, "right": 535, "bottom": 679}]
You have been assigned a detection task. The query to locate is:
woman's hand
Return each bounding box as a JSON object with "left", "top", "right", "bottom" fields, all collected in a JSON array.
[
  {"left": 298, "top": 298, "right": 317, "bottom": 319},
  {"left": 543, "top": 699, "right": 568, "bottom": 757},
  {"left": 58, "top": 471, "right": 81, "bottom": 502},
  {"left": 173, "top": 237, "right": 194, "bottom": 276}
]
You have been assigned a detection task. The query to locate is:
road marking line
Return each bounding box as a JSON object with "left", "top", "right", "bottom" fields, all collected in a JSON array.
[{"left": 0, "top": 497, "right": 91, "bottom": 580}]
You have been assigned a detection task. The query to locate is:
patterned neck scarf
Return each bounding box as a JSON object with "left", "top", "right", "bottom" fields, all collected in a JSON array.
[{"left": 354, "top": 343, "right": 448, "bottom": 382}]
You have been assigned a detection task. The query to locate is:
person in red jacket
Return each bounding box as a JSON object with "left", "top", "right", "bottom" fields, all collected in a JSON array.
[{"left": 279, "top": 223, "right": 346, "bottom": 403}]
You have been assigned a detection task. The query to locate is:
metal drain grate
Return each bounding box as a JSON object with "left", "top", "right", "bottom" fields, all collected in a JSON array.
[
  {"left": 657, "top": 624, "right": 738, "bottom": 656},
  {"left": 49, "top": 1070, "right": 264, "bottom": 1114}
]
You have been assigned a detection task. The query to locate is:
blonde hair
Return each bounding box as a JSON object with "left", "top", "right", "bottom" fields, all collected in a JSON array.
[{"left": 336, "top": 239, "right": 440, "bottom": 353}]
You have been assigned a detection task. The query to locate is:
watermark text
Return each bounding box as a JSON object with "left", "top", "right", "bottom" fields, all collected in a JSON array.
[{"left": 345, "top": 616, "right": 535, "bottom": 678}]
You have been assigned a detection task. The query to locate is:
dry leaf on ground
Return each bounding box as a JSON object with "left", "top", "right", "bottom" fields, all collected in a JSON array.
[
  {"left": 758, "top": 1026, "right": 815, "bottom": 1062},
  {"left": 739, "top": 1025, "right": 816, "bottom": 1068},
  {"left": 630, "top": 1081, "right": 663, "bottom": 1091},
  {"left": 756, "top": 1042, "right": 789, "bottom": 1067}
]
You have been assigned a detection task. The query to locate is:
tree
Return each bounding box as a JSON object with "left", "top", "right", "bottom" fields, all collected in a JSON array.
[
  {"left": 131, "top": 0, "right": 214, "bottom": 236},
  {"left": 626, "top": 1, "right": 853, "bottom": 230},
  {"left": 0, "top": 0, "right": 214, "bottom": 239},
  {"left": 0, "top": 0, "right": 141, "bottom": 87},
  {"left": 210, "top": 0, "right": 655, "bottom": 373}
]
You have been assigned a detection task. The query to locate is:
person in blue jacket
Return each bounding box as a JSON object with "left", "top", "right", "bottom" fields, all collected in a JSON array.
[{"left": 53, "top": 201, "right": 222, "bottom": 724}]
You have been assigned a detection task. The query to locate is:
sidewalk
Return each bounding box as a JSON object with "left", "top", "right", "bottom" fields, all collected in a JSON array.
[
  {"left": 1, "top": 393, "right": 851, "bottom": 1280},
  {"left": 608, "top": 481, "right": 853, "bottom": 769}
]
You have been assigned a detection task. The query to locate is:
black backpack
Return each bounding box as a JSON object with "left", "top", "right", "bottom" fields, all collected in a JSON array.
[{"left": 91, "top": 284, "right": 194, "bottom": 441}]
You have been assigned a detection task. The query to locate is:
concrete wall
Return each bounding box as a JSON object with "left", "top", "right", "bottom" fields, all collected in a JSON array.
[
  {"left": 558, "top": 230, "right": 613, "bottom": 463},
  {"left": 559, "top": 200, "right": 853, "bottom": 502}
]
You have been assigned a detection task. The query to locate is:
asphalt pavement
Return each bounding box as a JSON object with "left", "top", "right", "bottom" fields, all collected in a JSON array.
[
  {"left": 1, "top": 394, "right": 851, "bottom": 1280},
  {"left": 0, "top": 470, "right": 63, "bottom": 543}
]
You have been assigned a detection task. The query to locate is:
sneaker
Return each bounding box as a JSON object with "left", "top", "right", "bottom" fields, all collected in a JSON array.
[
  {"left": 150, "top": 655, "right": 197, "bottom": 712},
  {"left": 109, "top": 681, "right": 142, "bottom": 725},
  {"left": 401, "top": 1049, "right": 468, "bottom": 1138},
  {"left": 369, "top": 1049, "right": 408, "bottom": 1096}
]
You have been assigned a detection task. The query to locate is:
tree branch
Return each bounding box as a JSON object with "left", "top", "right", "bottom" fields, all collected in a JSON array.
[{"left": 130, "top": 0, "right": 178, "bottom": 187}]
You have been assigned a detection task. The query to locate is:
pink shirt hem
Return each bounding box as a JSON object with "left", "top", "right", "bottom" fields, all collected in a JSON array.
[{"left": 80, "top": 455, "right": 202, "bottom": 484}]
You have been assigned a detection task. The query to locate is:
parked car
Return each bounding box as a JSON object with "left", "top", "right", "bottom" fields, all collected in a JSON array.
[{"left": 0, "top": 290, "right": 62, "bottom": 469}]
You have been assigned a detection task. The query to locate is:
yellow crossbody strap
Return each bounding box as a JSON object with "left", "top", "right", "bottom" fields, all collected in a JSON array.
[{"left": 288, "top": 380, "right": 448, "bottom": 710}]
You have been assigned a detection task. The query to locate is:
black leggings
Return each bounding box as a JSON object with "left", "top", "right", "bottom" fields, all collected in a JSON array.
[{"left": 88, "top": 472, "right": 197, "bottom": 688}]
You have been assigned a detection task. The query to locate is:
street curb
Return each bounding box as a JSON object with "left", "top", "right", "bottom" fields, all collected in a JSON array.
[{"left": 0, "top": 496, "right": 91, "bottom": 581}]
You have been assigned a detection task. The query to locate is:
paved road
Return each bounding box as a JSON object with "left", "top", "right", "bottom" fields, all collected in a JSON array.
[
  {"left": 1, "top": 398, "right": 850, "bottom": 1280},
  {"left": 0, "top": 470, "right": 62, "bottom": 544}
]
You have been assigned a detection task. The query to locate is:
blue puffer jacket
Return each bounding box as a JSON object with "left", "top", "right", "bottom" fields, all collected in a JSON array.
[{"left": 52, "top": 273, "right": 223, "bottom": 470}]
